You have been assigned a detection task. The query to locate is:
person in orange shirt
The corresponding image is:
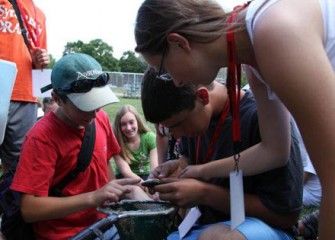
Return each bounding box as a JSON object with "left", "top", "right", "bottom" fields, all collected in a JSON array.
[{"left": 0, "top": 0, "right": 50, "bottom": 172}]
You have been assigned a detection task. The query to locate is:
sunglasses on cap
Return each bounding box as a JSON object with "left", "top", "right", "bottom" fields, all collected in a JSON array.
[{"left": 56, "top": 73, "right": 109, "bottom": 94}]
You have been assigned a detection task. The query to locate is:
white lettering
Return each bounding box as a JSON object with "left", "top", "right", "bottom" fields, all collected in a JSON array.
[
  {"left": 0, "top": 20, "right": 20, "bottom": 34},
  {"left": 0, "top": 5, "right": 17, "bottom": 19},
  {"left": 23, "top": 14, "right": 36, "bottom": 28},
  {"left": 0, "top": 5, "right": 6, "bottom": 18},
  {"left": 0, "top": 4, "right": 43, "bottom": 38},
  {"left": 77, "top": 70, "right": 103, "bottom": 80}
]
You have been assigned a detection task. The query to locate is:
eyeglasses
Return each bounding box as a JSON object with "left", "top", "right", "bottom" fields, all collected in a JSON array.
[
  {"left": 57, "top": 73, "right": 109, "bottom": 94},
  {"left": 156, "top": 48, "right": 173, "bottom": 81}
]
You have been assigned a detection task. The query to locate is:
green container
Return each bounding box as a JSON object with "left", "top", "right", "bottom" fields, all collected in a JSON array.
[{"left": 98, "top": 200, "right": 179, "bottom": 240}]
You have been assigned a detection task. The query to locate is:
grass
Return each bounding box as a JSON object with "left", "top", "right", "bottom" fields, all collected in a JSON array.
[{"left": 102, "top": 95, "right": 155, "bottom": 131}]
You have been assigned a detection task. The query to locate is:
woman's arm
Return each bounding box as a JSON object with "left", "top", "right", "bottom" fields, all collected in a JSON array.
[
  {"left": 107, "top": 159, "right": 116, "bottom": 180},
  {"left": 252, "top": 2, "right": 335, "bottom": 238},
  {"left": 155, "top": 123, "right": 169, "bottom": 165},
  {"left": 113, "top": 154, "right": 143, "bottom": 180},
  {"left": 149, "top": 147, "right": 159, "bottom": 171}
]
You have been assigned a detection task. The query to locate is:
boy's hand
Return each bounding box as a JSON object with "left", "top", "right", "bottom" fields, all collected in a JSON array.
[
  {"left": 178, "top": 165, "right": 208, "bottom": 180},
  {"left": 155, "top": 178, "right": 206, "bottom": 208},
  {"left": 149, "top": 159, "right": 187, "bottom": 179},
  {"left": 92, "top": 178, "right": 140, "bottom": 206}
]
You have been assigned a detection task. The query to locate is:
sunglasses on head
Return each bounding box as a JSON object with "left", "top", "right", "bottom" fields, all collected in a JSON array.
[{"left": 57, "top": 73, "right": 109, "bottom": 94}]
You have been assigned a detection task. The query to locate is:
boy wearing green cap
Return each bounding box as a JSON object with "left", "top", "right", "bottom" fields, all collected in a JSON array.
[{"left": 10, "top": 53, "right": 140, "bottom": 239}]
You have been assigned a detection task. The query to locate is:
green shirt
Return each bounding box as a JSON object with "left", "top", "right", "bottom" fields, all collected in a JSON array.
[{"left": 114, "top": 131, "right": 156, "bottom": 176}]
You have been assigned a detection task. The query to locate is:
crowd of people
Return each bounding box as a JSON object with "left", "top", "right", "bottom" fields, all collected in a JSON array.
[{"left": 1, "top": 0, "right": 333, "bottom": 239}]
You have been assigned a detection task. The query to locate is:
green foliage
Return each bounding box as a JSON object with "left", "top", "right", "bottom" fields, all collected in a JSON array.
[
  {"left": 119, "top": 51, "right": 148, "bottom": 73},
  {"left": 63, "top": 39, "right": 120, "bottom": 71},
  {"left": 46, "top": 54, "right": 56, "bottom": 69},
  {"left": 241, "top": 70, "right": 248, "bottom": 88},
  {"left": 61, "top": 39, "right": 148, "bottom": 73}
]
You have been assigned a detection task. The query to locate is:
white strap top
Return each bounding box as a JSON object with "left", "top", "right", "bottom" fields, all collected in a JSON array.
[{"left": 245, "top": 0, "right": 335, "bottom": 99}]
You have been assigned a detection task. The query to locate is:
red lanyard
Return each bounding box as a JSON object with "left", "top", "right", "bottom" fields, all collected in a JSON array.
[
  {"left": 226, "top": 6, "right": 246, "bottom": 155},
  {"left": 195, "top": 99, "right": 230, "bottom": 165},
  {"left": 226, "top": 3, "right": 250, "bottom": 171},
  {"left": 17, "top": 0, "right": 40, "bottom": 48}
]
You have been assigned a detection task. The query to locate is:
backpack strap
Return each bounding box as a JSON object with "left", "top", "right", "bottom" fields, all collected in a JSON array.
[
  {"left": 49, "top": 121, "right": 96, "bottom": 197},
  {"left": 9, "top": 0, "right": 31, "bottom": 55}
]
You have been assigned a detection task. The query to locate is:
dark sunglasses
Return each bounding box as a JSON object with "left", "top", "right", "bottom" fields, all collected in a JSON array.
[
  {"left": 156, "top": 47, "right": 173, "bottom": 81},
  {"left": 57, "top": 73, "right": 109, "bottom": 94}
]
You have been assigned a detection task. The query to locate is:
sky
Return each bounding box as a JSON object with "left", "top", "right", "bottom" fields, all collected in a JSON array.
[{"left": 34, "top": 0, "right": 246, "bottom": 61}]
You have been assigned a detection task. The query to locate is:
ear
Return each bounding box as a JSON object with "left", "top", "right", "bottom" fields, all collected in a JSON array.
[
  {"left": 195, "top": 88, "right": 209, "bottom": 105},
  {"left": 167, "top": 33, "right": 191, "bottom": 52},
  {"left": 51, "top": 91, "right": 62, "bottom": 106}
]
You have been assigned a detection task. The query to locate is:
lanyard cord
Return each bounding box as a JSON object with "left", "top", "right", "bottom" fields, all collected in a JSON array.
[
  {"left": 226, "top": 3, "right": 249, "bottom": 171},
  {"left": 17, "top": 0, "right": 40, "bottom": 48},
  {"left": 195, "top": 99, "right": 230, "bottom": 165},
  {"left": 227, "top": 12, "right": 242, "bottom": 155}
]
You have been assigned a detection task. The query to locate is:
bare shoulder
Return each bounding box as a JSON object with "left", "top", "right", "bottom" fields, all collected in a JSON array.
[
  {"left": 246, "top": 0, "right": 330, "bottom": 110},
  {"left": 250, "top": 0, "right": 324, "bottom": 79},
  {"left": 252, "top": 0, "right": 323, "bottom": 49}
]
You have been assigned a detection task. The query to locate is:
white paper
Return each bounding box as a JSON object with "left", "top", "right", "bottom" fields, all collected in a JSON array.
[
  {"left": 32, "top": 69, "right": 52, "bottom": 97},
  {"left": 0, "top": 59, "right": 17, "bottom": 144},
  {"left": 216, "top": 0, "right": 247, "bottom": 12},
  {"left": 178, "top": 207, "right": 201, "bottom": 240},
  {"left": 230, "top": 170, "right": 245, "bottom": 229}
]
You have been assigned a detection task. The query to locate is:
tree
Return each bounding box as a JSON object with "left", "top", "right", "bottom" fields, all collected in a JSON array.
[
  {"left": 63, "top": 39, "right": 120, "bottom": 71},
  {"left": 46, "top": 54, "right": 56, "bottom": 69},
  {"left": 119, "top": 51, "right": 148, "bottom": 73}
]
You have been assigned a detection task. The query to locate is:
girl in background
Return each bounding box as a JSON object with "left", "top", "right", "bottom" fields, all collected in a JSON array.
[{"left": 113, "top": 105, "right": 158, "bottom": 182}]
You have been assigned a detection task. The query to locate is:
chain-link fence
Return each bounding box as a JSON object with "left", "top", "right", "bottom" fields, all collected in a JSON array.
[
  {"left": 107, "top": 72, "right": 144, "bottom": 99},
  {"left": 107, "top": 68, "right": 227, "bottom": 99}
]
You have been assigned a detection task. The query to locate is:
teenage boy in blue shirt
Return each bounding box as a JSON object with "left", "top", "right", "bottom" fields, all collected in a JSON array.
[{"left": 141, "top": 67, "right": 303, "bottom": 240}]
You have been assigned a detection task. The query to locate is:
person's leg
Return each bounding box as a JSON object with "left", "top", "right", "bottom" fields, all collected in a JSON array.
[
  {"left": 198, "top": 223, "right": 245, "bottom": 240},
  {"left": 167, "top": 224, "right": 212, "bottom": 240},
  {"left": 0, "top": 101, "right": 37, "bottom": 172},
  {"left": 198, "top": 218, "right": 294, "bottom": 240}
]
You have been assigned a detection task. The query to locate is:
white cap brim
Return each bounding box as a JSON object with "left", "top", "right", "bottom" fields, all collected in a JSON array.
[{"left": 67, "top": 85, "right": 119, "bottom": 112}]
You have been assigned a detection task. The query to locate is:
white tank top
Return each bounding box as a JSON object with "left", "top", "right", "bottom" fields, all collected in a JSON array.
[{"left": 245, "top": 0, "right": 335, "bottom": 99}]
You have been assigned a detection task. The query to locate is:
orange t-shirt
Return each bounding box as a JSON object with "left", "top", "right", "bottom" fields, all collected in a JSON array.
[{"left": 0, "top": 0, "right": 47, "bottom": 102}]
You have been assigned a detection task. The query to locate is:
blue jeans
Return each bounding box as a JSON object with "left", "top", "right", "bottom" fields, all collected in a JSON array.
[{"left": 167, "top": 217, "right": 294, "bottom": 240}]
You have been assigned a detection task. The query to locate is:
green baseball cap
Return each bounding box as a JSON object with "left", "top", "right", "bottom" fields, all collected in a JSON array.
[{"left": 41, "top": 53, "right": 119, "bottom": 112}]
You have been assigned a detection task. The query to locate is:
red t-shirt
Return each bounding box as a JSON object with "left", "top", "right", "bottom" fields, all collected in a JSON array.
[
  {"left": 0, "top": 0, "right": 47, "bottom": 102},
  {"left": 11, "top": 110, "right": 121, "bottom": 239}
]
